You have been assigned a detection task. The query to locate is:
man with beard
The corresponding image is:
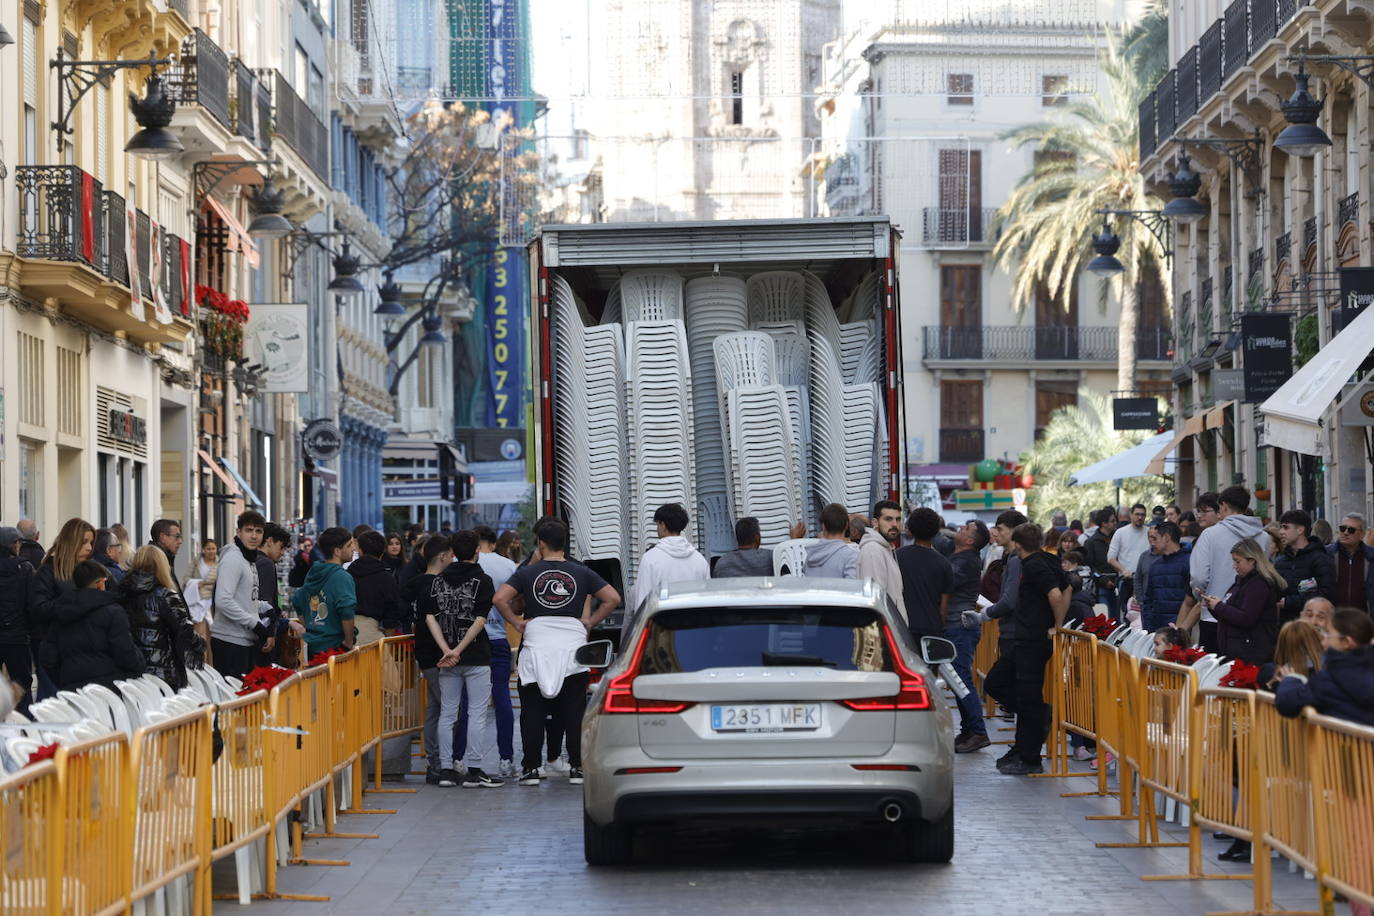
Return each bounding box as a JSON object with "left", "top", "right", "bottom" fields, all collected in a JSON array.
[{"left": 857, "top": 500, "right": 905, "bottom": 622}]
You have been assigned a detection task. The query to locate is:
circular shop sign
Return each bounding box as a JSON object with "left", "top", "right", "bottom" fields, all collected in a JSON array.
[
  {"left": 302, "top": 419, "right": 343, "bottom": 462},
  {"left": 500, "top": 438, "right": 523, "bottom": 460},
  {"left": 1361, "top": 388, "right": 1374, "bottom": 420}
]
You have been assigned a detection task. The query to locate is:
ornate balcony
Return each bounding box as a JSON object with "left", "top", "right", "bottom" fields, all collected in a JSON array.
[
  {"left": 920, "top": 208, "right": 997, "bottom": 248},
  {"left": 1340, "top": 192, "right": 1360, "bottom": 231},
  {"left": 230, "top": 60, "right": 272, "bottom": 152},
  {"left": 167, "top": 29, "right": 235, "bottom": 153},
  {"left": 3, "top": 166, "right": 188, "bottom": 344},
  {"left": 921, "top": 325, "right": 1170, "bottom": 364}
]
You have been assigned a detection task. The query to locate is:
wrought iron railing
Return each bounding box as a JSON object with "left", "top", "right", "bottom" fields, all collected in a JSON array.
[
  {"left": 231, "top": 60, "right": 259, "bottom": 146},
  {"left": 1139, "top": 92, "right": 1156, "bottom": 160},
  {"left": 1176, "top": 48, "right": 1199, "bottom": 123},
  {"left": 1199, "top": 276, "right": 1214, "bottom": 336},
  {"left": 921, "top": 325, "right": 1169, "bottom": 362},
  {"left": 1156, "top": 69, "right": 1177, "bottom": 140},
  {"left": 921, "top": 208, "right": 997, "bottom": 246},
  {"left": 169, "top": 29, "right": 232, "bottom": 130},
  {"left": 1304, "top": 215, "right": 1318, "bottom": 252},
  {"left": 1179, "top": 290, "right": 1194, "bottom": 360},
  {"left": 102, "top": 191, "right": 129, "bottom": 287},
  {"left": 1340, "top": 191, "right": 1360, "bottom": 229},
  {"left": 266, "top": 69, "right": 329, "bottom": 181},
  {"left": 1250, "top": 0, "right": 1278, "bottom": 50},
  {"left": 1275, "top": 231, "right": 1292, "bottom": 266},
  {"left": 136, "top": 210, "right": 152, "bottom": 302},
  {"left": 1200, "top": 20, "right": 1223, "bottom": 99},
  {"left": 939, "top": 428, "right": 985, "bottom": 463},
  {"left": 14, "top": 165, "right": 104, "bottom": 272},
  {"left": 164, "top": 233, "right": 185, "bottom": 316},
  {"left": 1248, "top": 247, "right": 1265, "bottom": 280},
  {"left": 1223, "top": 0, "right": 1248, "bottom": 81}
]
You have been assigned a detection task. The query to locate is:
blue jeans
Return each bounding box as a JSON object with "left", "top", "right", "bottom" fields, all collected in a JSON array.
[
  {"left": 453, "top": 639, "right": 515, "bottom": 761},
  {"left": 942, "top": 624, "right": 986, "bottom": 737}
]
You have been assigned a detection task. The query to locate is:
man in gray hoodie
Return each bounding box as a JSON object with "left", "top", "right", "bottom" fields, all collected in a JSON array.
[
  {"left": 803, "top": 503, "right": 859, "bottom": 579},
  {"left": 1177, "top": 485, "right": 1270, "bottom": 652},
  {"left": 210, "top": 511, "right": 275, "bottom": 677}
]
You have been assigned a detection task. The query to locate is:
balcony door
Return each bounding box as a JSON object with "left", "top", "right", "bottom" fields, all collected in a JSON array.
[
  {"left": 1035, "top": 381, "right": 1078, "bottom": 440},
  {"left": 1136, "top": 264, "right": 1170, "bottom": 360},
  {"left": 1034, "top": 279, "right": 1079, "bottom": 359},
  {"left": 939, "top": 380, "right": 984, "bottom": 462},
  {"left": 939, "top": 266, "right": 982, "bottom": 358},
  {"left": 937, "top": 149, "right": 982, "bottom": 242}
]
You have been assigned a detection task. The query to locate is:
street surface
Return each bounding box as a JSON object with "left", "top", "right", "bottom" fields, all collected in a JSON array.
[{"left": 211, "top": 706, "right": 1320, "bottom": 915}]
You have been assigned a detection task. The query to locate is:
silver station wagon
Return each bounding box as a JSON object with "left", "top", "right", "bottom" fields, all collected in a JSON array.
[{"left": 579, "top": 577, "right": 957, "bottom": 865}]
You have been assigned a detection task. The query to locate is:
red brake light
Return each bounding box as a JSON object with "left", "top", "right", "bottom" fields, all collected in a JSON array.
[
  {"left": 602, "top": 624, "right": 693, "bottom": 715},
  {"left": 840, "top": 627, "right": 931, "bottom": 711}
]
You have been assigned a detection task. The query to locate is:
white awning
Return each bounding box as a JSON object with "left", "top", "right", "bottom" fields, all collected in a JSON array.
[
  {"left": 1258, "top": 305, "right": 1374, "bottom": 456},
  {"left": 1069, "top": 431, "right": 1176, "bottom": 485}
]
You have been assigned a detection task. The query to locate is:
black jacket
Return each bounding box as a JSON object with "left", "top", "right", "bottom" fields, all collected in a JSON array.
[
  {"left": 255, "top": 553, "right": 283, "bottom": 619},
  {"left": 1273, "top": 539, "right": 1336, "bottom": 621},
  {"left": 42, "top": 587, "right": 145, "bottom": 690},
  {"left": 397, "top": 550, "right": 427, "bottom": 589},
  {"left": 17, "top": 541, "right": 44, "bottom": 568},
  {"left": 381, "top": 552, "right": 405, "bottom": 579},
  {"left": 119, "top": 571, "right": 201, "bottom": 689},
  {"left": 0, "top": 554, "right": 34, "bottom": 645},
  {"left": 27, "top": 562, "right": 72, "bottom": 650},
  {"left": 1213, "top": 570, "right": 1280, "bottom": 665},
  {"left": 1275, "top": 646, "right": 1374, "bottom": 727},
  {"left": 399, "top": 571, "right": 431, "bottom": 635},
  {"left": 288, "top": 550, "right": 313, "bottom": 588},
  {"left": 1082, "top": 531, "right": 1114, "bottom": 580},
  {"left": 349, "top": 555, "right": 405, "bottom": 629}
]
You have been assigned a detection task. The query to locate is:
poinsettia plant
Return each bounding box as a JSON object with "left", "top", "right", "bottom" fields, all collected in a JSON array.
[
  {"left": 1219, "top": 661, "right": 1261, "bottom": 690},
  {"left": 1081, "top": 614, "right": 1120, "bottom": 639},
  {"left": 26, "top": 743, "right": 58, "bottom": 766},
  {"left": 237, "top": 664, "right": 295, "bottom": 696},
  {"left": 197, "top": 283, "right": 250, "bottom": 360},
  {"left": 308, "top": 647, "right": 348, "bottom": 667},
  {"left": 1162, "top": 646, "right": 1206, "bottom": 666}
]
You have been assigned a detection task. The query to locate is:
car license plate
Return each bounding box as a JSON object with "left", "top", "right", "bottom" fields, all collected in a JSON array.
[{"left": 710, "top": 704, "right": 822, "bottom": 733}]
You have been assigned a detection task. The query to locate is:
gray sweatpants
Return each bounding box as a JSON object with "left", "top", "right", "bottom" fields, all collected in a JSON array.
[{"left": 424, "top": 665, "right": 492, "bottom": 770}]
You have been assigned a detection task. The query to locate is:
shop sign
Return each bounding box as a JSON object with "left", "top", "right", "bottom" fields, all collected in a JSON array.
[
  {"left": 108, "top": 407, "right": 147, "bottom": 446},
  {"left": 1213, "top": 368, "right": 1246, "bottom": 401},
  {"left": 383, "top": 480, "right": 443, "bottom": 504},
  {"left": 302, "top": 419, "right": 342, "bottom": 461},
  {"left": 1339, "top": 384, "right": 1374, "bottom": 427},
  {"left": 246, "top": 304, "right": 310, "bottom": 392},
  {"left": 1112, "top": 397, "right": 1158, "bottom": 430},
  {"left": 1240, "top": 313, "right": 1292, "bottom": 402},
  {"left": 1338, "top": 267, "right": 1374, "bottom": 333}
]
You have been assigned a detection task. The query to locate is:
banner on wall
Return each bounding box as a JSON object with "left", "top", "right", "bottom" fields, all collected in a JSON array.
[
  {"left": 125, "top": 198, "right": 145, "bottom": 322},
  {"left": 149, "top": 220, "right": 172, "bottom": 325},
  {"left": 245, "top": 303, "right": 310, "bottom": 392},
  {"left": 1241, "top": 313, "right": 1292, "bottom": 403}
]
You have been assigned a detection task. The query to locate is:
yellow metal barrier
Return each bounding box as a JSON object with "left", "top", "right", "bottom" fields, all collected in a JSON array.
[
  {"left": 210, "top": 691, "right": 271, "bottom": 861},
  {"left": 1191, "top": 688, "right": 1256, "bottom": 846},
  {"left": 972, "top": 617, "right": 1000, "bottom": 717},
  {"left": 1308, "top": 709, "right": 1374, "bottom": 911},
  {"left": 1042, "top": 628, "right": 1100, "bottom": 782},
  {"left": 1139, "top": 657, "right": 1196, "bottom": 807},
  {"left": 0, "top": 759, "right": 61, "bottom": 915},
  {"left": 374, "top": 636, "right": 423, "bottom": 791},
  {"left": 56, "top": 733, "right": 130, "bottom": 916}
]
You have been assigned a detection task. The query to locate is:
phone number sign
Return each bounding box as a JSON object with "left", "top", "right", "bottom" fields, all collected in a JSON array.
[{"left": 484, "top": 246, "right": 524, "bottom": 428}]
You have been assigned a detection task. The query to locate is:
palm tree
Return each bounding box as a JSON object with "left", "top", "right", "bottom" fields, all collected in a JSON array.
[
  {"left": 1126, "top": 0, "right": 1170, "bottom": 88},
  {"left": 1020, "top": 391, "right": 1173, "bottom": 527},
  {"left": 991, "top": 36, "right": 1169, "bottom": 394}
]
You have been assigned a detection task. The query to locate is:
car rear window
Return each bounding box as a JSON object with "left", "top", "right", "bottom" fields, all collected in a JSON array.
[{"left": 640, "top": 606, "right": 889, "bottom": 674}]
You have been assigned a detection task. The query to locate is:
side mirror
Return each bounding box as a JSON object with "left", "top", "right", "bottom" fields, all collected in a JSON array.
[
  {"left": 920, "top": 636, "right": 958, "bottom": 667},
  {"left": 575, "top": 639, "right": 615, "bottom": 669}
]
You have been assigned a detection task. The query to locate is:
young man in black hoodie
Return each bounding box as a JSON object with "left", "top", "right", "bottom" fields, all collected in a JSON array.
[
  {"left": 1274, "top": 509, "right": 1335, "bottom": 623},
  {"left": 44, "top": 560, "right": 144, "bottom": 691},
  {"left": 349, "top": 531, "right": 405, "bottom": 644}
]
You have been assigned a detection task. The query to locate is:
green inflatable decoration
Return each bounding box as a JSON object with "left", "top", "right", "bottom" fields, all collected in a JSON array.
[{"left": 974, "top": 459, "right": 1000, "bottom": 483}]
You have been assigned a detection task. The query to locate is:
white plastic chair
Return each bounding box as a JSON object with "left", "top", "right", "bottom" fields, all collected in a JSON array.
[
  {"left": 773, "top": 539, "right": 820, "bottom": 577},
  {"left": 746, "top": 271, "right": 804, "bottom": 326},
  {"left": 620, "top": 269, "right": 684, "bottom": 322}
]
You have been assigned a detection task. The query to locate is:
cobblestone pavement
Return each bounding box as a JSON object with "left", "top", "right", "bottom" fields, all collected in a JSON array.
[{"left": 212, "top": 716, "right": 1327, "bottom": 916}]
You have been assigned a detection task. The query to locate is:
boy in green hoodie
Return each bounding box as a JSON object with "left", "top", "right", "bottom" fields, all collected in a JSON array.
[{"left": 294, "top": 527, "right": 359, "bottom": 657}]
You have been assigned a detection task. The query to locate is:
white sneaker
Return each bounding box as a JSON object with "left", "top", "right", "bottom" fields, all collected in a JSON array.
[
  {"left": 544, "top": 758, "right": 570, "bottom": 776},
  {"left": 1072, "top": 746, "right": 1095, "bottom": 762},
  {"left": 498, "top": 758, "right": 517, "bottom": 777},
  {"left": 455, "top": 762, "right": 469, "bottom": 776}
]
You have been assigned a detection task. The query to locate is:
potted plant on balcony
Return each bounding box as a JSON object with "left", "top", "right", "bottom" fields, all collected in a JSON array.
[{"left": 196, "top": 284, "right": 250, "bottom": 360}]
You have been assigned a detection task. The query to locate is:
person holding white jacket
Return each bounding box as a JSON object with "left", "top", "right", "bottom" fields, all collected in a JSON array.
[
  {"left": 209, "top": 511, "right": 274, "bottom": 677},
  {"left": 627, "top": 504, "right": 710, "bottom": 616}
]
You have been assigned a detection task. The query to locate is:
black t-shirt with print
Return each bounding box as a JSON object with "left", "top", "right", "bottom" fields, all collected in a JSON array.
[{"left": 505, "top": 559, "right": 608, "bottom": 619}]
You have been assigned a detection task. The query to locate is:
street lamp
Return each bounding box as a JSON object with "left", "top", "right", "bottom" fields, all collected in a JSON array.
[
  {"left": 1161, "top": 152, "right": 1207, "bottom": 224},
  {"left": 245, "top": 176, "right": 294, "bottom": 239},
  {"left": 0, "top": 22, "right": 15, "bottom": 48},
  {"left": 326, "top": 241, "right": 365, "bottom": 297},
  {"left": 1087, "top": 221, "right": 1125, "bottom": 278},
  {"left": 374, "top": 273, "right": 406, "bottom": 316},
  {"left": 124, "top": 71, "right": 184, "bottom": 160},
  {"left": 419, "top": 312, "right": 447, "bottom": 346},
  {"left": 1275, "top": 63, "right": 1332, "bottom": 157}
]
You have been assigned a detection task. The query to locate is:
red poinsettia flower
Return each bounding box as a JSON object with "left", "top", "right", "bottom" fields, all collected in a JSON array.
[
  {"left": 1081, "top": 614, "right": 1120, "bottom": 639},
  {"left": 1219, "top": 661, "right": 1261, "bottom": 690},
  {"left": 236, "top": 664, "right": 296, "bottom": 696},
  {"left": 1162, "top": 646, "right": 1206, "bottom": 666},
  {"left": 308, "top": 647, "right": 348, "bottom": 667},
  {"left": 26, "top": 743, "right": 59, "bottom": 766}
]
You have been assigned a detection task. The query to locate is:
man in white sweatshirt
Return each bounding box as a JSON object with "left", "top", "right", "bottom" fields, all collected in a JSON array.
[
  {"left": 627, "top": 503, "right": 710, "bottom": 616},
  {"left": 857, "top": 500, "right": 905, "bottom": 619},
  {"left": 1176, "top": 485, "right": 1270, "bottom": 652}
]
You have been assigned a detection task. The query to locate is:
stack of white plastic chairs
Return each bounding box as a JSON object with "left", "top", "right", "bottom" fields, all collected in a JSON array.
[
  {"left": 551, "top": 275, "right": 628, "bottom": 563},
  {"left": 804, "top": 272, "right": 879, "bottom": 512},
  {"left": 714, "top": 331, "right": 802, "bottom": 545},
  {"left": 622, "top": 270, "right": 695, "bottom": 579},
  {"left": 684, "top": 275, "right": 748, "bottom": 556}
]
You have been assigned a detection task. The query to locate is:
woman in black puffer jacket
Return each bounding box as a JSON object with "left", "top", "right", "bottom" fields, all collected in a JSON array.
[{"left": 120, "top": 545, "right": 204, "bottom": 689}]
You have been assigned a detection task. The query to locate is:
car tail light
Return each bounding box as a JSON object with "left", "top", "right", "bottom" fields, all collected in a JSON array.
[
  {"left": 840, "top": 627, "right": 931, "bottom": 711},
  {"left": 602, "top": 624, "right": 693, "bottom": 715},
  {"left": 614, "top": 766, "right": 683, "bottom": 775},
  {"left": 851, "top": 764, "right": 920, "bottom": 772}
]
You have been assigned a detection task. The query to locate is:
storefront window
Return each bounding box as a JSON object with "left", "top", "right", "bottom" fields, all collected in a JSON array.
[{"left": 18, "top": 439, "right": 41, "bottom": 520}]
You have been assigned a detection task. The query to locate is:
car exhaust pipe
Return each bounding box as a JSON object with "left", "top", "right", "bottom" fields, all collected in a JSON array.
[{"left": 881, "top": 801, "right": 903, "bottom": 823}]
